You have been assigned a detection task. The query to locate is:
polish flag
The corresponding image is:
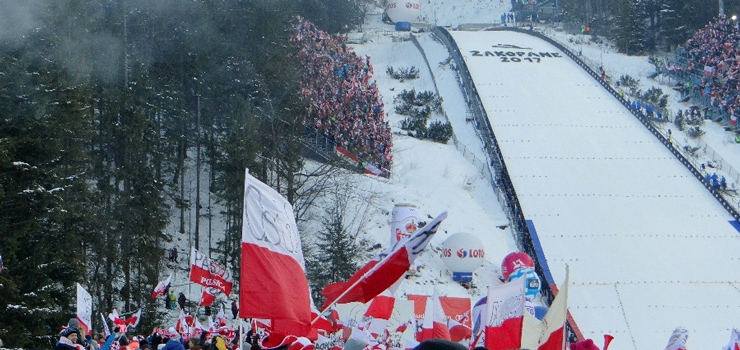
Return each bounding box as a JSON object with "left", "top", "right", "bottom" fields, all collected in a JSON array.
[
  {"left": 241, "top": 169, "right": 311, "bottom": 337},
  {"left": 395, "top": 319, "right": 412, "bottom": 334},
  {"left": 151, "top": 274, "right": 172, "bottom": 299},
  {"left": 533, "top": 268, "right": 569, "bottom": 350},
  {"left": 419, "top": 295, "right": 451, "bottom": 341},
  {"left": 320, "top": 212, "right": 448, "bottom": 310},
  {"left": 200, "top": 288, "right": 218, "bottom": 307},
  {"left": 125, "top": 309, "right": 142, "bottom": 328},
  {"left": 108, "top": 309, "right": 124, "bottom": 326},
  {"left": 364, "top": 293, "right": 396, "bottom": 320},
  {"left": 361, "top": 294, "right": 394, "bottom": 340},
  {"left": 310, "top": 307, "right": 335, "bottom": 334},
  {"left": 664, "top": 327, "right": 689, "bottom": 350},
  {"left": 448, "top": 317, "right": 473, "bottom": 342},
  {"left": 484, "top": 279, "right": 526, "bottom": 350}
]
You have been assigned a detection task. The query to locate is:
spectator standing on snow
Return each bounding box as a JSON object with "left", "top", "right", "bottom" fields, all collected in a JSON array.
[
  {"left": 178, "top": 292, "right": 187, "bottom": 311},
  {"left": 168, "top": 290, "right": 177, "bottom": 310}
]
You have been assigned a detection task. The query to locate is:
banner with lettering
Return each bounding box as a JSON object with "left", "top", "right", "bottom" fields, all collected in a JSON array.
[{"left": 189, "top": 247, "right": 233, "bottom": 296}]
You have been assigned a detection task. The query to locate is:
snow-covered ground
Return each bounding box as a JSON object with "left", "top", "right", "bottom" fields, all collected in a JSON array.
[
  {"left": 347, "top": 4, "right": 740, "bottom": 350},
  {"left": 162, "top": 2, "right": 740, "bottom": 349}
]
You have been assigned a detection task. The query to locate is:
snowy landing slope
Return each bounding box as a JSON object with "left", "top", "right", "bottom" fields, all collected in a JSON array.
[{"left": 450, "top": 30, "right": 740, "bottom": 350}]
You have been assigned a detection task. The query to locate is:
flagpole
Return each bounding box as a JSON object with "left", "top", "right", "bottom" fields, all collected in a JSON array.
[
  {"left": 314, "top": 252, "right": 395, "bottom": 323},
  {"left": 315, "top": 212, "right": 448, "bottom": 322},
  {"left": 239, "top": 318, "right": 244, "bottom": 350}
]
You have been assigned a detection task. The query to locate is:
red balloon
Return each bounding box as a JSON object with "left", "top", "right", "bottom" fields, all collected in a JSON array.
[{"left": 500, "top": 251, "right": 534, "bottom": 280}]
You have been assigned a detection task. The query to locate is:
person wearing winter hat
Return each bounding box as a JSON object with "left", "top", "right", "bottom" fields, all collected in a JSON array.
[
  {"left": 56, "top": 327, "right": 81, "bottom": 350},
  {"left": 161, "top": 329, "right": 184, "bottom": 350}
]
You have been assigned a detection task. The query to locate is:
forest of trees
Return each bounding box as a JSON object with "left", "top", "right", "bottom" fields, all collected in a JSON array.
[
  {"left": 557, "top": 0, "right": 740, "bottom": 54},
  {"left": 0, "top": 0, "right": 366, "bottom": 348}
]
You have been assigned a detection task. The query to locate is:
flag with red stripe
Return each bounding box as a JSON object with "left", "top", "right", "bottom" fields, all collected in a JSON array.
[
  {"left": 484, "top": 279, "right": 525, "bottom": 350},
  {"left": 320, "top": 212, "right": 448, "bottom": 310},
  {"left": 241, "top": 169, "right": 311, "bottom": 337}
]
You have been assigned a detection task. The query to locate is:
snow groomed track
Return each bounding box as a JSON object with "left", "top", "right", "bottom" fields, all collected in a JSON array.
[{"left": 445, "top": 29, "right": 740, "bottom": 350}]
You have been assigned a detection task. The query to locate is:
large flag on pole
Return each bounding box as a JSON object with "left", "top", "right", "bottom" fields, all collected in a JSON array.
[
  {"left": 190, "top": 247, "right": 234, "bottom": 296},
  {"left": 484, "top": 279, "right": 526, "bottom": 350},
  {"left": 532, "top": 267, "right": 569, "bottom": 350},
  {"left": 320, "top": 211, "right": 448, "bottom": 310},
  {"left": 241, "top": 169, "right": 311, "bottom": 337},
  {"left": 76, "top": 283, "right": 93, "bottom": 336},
  {"left": 151, "top": 274, "right": 172, "bottom": 299}
]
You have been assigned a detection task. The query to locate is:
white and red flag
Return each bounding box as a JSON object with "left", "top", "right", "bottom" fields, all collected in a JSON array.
[
  {"left": 151, "top": 274, "right": 172, "bottom": 299},
  {"left": 200, "top": 287, "right": 218, "bottom": 307},
  {"left": 664, "top": 327, "right": 689, "bottom": 350},
  {"left": 418, "top": 294, "right": 451, "bottom": 341},
  {"left": 310, "top": 307, "right": 335, "bottom": 335},
  {"left": 76, "top": 283, "right": 93, "bottom": 336},
  {"left": 190, "top": 247, "right": 234, "bottom": 296},
  {"left": 448, "top": 315, "right": 473, "bottom": 342},
  {"left": 363, "top": 292, "right": 396, "bottom": 338},
  {"left": 484, "top": 279, "right": 526, "bottom": 350},
  {"left": 241, "top": 169, "right": 312, "bottom": 337},
  {"left": 126, "top": 309, "right": 142, "bottom": 328},
  {"left": 526, "top": 267, "right": 569, "bottom": 350},
  {"left": 320, "top": 212, "right": 448, "bottom": 310}
]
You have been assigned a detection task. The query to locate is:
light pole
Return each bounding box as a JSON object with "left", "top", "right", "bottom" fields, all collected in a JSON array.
[
  {"left": 720, "top": 0, "right": 725, "bottom": 16},
  {"left": 732, "top": 15, "right": 738, "bottom": 30}
]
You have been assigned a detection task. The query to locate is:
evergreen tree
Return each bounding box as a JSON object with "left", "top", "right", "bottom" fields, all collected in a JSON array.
[
  {"left": 308, "top": 196, "right": 361, "bottom": 306},
  {"left": 615, "top": 0, "right": 646, "bottom": 55}
]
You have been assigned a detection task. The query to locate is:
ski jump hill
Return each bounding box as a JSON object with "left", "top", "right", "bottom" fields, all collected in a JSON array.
[{"left": 421, "top": 28, "right": 740, "bottom": 350}]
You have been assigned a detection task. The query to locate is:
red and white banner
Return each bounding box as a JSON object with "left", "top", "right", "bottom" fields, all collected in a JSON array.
[
  {"left": 320, "top": 212, "right": 448, "bottom": 310},
  {"left": 76, "top": 283, "right": 93, "bottom": 336},
  {"left": 190, "top": 247, "right": 233, "bottom": 296},
  {"left": 152, "top": 274, "right": 172, "bottom": 299},
  {"left": 407, "top": 295, "right": 471, "bottom": 327},
  {"left": 336, "top": 146, "right": 361, "bottom": 167},
  {"left": 485, "top": 279, "right": 525, "bottom": 350},
  {"left": 418, "top": 295, "right": 451, "bottom": 341},
  {"left": 241, "top": 169, "right": 311, "bottom": 337}
]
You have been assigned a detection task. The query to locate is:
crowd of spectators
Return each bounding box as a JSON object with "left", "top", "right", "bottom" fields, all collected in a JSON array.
[
  {"left": 290, "top": 16, "right": 393, "bottom": 175},
  {"left": 669, "top": 15, "right": 740, "bottom": 123}
]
